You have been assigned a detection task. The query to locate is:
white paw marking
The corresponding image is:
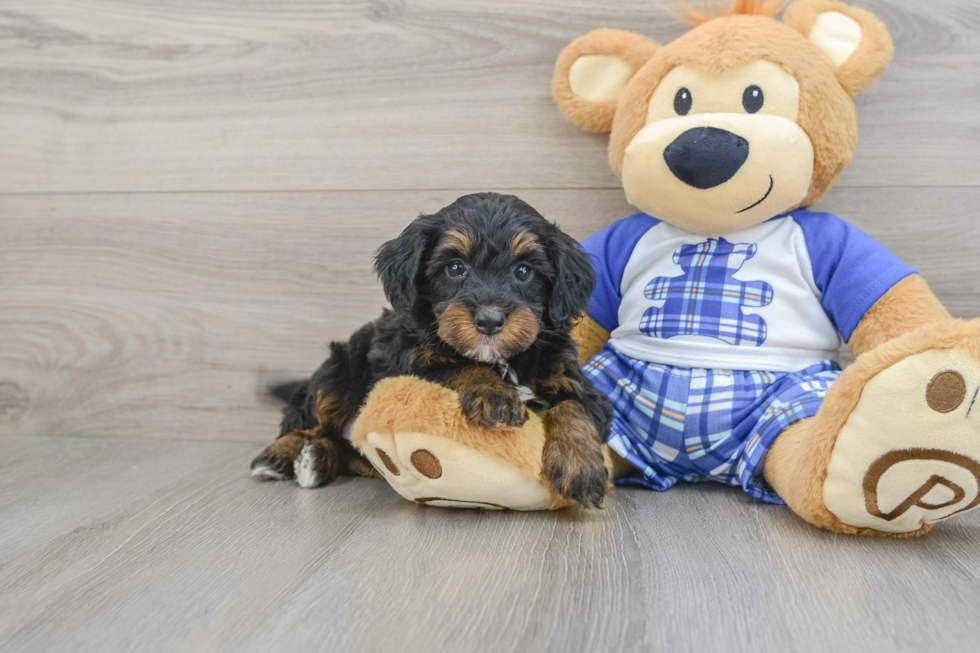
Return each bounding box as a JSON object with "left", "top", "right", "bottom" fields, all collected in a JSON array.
[
  {"left": 294, "top": 442, "right": 319, "bottom": 488},
  {"left": 251, "top": 465, "right": 284, "bottom": 480}
]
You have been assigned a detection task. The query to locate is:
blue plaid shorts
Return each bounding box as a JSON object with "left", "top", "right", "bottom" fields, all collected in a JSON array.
[{"left": 583, "top": 344, "right": 841, "bottom": 503}]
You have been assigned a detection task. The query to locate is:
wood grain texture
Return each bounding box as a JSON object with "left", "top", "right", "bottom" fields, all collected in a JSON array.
[
  {"left": 0, "top": 189, "right": 628, "bottom": 442},
  {"left": 2, "top": 187, "right": 978, "bottom": 443},
  {"left": 0, "top": 0, "right": 978, "bottom": 193},
  {"left": 0, "top": 437, "right": 978, "bottom": 653}
]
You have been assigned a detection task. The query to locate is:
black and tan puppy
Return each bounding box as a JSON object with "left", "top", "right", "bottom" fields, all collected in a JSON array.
[{"left": 251, "top": 192, "right": 612, "bottom": 507}]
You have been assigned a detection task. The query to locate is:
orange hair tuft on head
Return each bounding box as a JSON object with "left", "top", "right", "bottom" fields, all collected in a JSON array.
[{"left": 666, "top": 0, "right": 788, "bottom": 26}]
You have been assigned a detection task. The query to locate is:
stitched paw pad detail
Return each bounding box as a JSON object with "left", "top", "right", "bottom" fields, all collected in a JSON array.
[
  {"left": 360, "top": 431, "right": 553, "bottom": 511},
  {"left": 824, "top": 347, "right": 980, "bottom": 533}
]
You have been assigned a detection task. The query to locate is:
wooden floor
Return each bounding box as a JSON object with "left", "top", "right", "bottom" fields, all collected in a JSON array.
[
  {"left": 1, "top": 1, "right": 979, "bottom": 651},
  {"left": 0, "top": 437, "right": 979, "bottom": 653}
]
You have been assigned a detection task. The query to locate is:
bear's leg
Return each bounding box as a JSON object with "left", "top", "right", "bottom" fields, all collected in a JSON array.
[
  {"left": 764, "top": 320, "right": 980, "bottom": 536},
  {"left": 351, "top": 376, "right": 563, "bottom": 510}
]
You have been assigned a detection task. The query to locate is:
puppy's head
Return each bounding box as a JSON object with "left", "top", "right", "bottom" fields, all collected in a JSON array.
[{"left": 375, "top": 193, "right": 594, "bottom": 363}]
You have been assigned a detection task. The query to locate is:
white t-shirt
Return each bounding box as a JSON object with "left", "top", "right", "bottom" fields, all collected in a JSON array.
[{"left": 581, "top": 210, "right": 916, "bottom": 372}]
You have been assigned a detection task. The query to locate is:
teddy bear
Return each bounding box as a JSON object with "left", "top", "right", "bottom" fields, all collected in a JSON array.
[{"left": 348, "top": 0, "right": 980, "bottom": 537}]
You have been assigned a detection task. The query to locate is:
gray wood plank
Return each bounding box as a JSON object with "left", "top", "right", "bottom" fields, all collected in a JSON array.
[
  {"left": 0, "top": 437, "right": 977, "bottom": 653},
  {"left": 2, "top": 187, "right": 978, "bottom": 443},
  {"left": 1, "top": 0, "right": 977, "bottom": 193},
  {"left": 0, "top": 189, "right": 635, "bottom": 442}
]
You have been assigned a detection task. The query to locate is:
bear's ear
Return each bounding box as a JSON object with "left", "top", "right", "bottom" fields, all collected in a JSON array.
[
  {"left": 552, "top": 29, "right": 660, "bottom": 133},
  {"left": 783, "top": 0, "right": 894, "bottom": 97}
]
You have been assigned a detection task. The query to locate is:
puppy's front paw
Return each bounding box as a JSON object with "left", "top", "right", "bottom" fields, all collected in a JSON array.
[
  {"left": 543, "top": 403, "right": 610, "bottom": 509},
  {"left": 543, "top": 441, "right": 609, "bottom": 509},
  {"left": 460, "top": 385, "right": 529, "bottom": 429}
]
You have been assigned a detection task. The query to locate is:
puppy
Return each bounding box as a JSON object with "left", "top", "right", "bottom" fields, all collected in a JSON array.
[{"left": 250, "top": 192, "right": 613, "bottom": 507}]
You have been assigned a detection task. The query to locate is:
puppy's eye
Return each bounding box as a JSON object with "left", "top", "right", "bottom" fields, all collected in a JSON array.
[
  {"left": 514, "top": 264, "right": 531, "bottom": 282},
  {"left": 674, "top": 88, "right": 692, "bottom": 116},
  {"left": 447, "top": 261, "right": 467, "bottom": 278},
  {"left": 742, "top": 85, "right": 764, "bottom": 113}
]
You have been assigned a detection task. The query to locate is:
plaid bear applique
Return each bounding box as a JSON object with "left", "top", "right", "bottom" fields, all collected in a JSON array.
[{"left": 639, "top": 238, "right": 774, "bottom": 346}]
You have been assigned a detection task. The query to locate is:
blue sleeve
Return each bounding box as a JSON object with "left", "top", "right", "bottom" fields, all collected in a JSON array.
[
  {"left": 580, "top": 213, "right": 661, "bottom": 332},
  {"left": 793, "top": 212, "right": 916, "bottom": 342}
]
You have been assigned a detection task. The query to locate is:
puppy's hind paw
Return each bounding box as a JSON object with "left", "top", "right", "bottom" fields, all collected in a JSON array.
[
  {"left": 251, "top": 461, "right": 288, "bottom": 481},
  {"left": 250, "top": 440, "right": 301, "bottom": 481},
  {"left": 294, "top": 439, "right": 340, "bottom": 488}
]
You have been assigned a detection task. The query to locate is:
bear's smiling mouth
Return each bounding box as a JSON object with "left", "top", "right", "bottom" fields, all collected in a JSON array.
[{"left": 736, "top": 175, "right": 774, "bottom": 214}]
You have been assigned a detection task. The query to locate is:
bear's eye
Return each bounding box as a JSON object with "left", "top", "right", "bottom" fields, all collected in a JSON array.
[
  {"left": 673, "top": 88, "right": 692, "bottom": 116},
  {"left": 514, "top": 264, "right": 532, "bottom": 282},
  {"left": 447, "top": 260, "right": 467, "bottom": 278},
  {"left": 742, "top": 85, "right": 764, "bottom": 113}
]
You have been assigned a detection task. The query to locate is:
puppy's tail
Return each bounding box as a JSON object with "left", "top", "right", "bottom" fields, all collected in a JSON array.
[{"left": 268, "top": 380, "right": 307, "bottom": 404}]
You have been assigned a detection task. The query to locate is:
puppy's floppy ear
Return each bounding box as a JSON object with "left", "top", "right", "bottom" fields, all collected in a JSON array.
[
  {"left": 545, "top": 226, "right": 595, "bottom": 333},
  {"left": 553, "top": 29, "right": 660, "bottom": 133},
  {"left": 784, "top": 0, "right": 893, "bottom": 97},
  {"left": 374, "top": 214, "right": 440, "bottom": 312}
]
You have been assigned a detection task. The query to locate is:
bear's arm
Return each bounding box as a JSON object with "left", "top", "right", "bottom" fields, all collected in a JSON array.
[
  {"left": 576, "top": 213, "right": 662, "bottom": 367},
  {"left": 848, "top": 274, "right": 951, "bottom": 358},
  {"left": 572, "top": 315, "right": 611, "bottom": 366}
]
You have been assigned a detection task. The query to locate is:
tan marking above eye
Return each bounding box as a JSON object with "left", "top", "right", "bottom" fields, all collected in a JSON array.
[
  {"left": 926, "top": 370, "right": 967, "bottom": 413},
  {"left": 440, "top": 230, "right": 472, "bottom": 256},
  {"left": 410, "top": 449, "right": 443, "bottom": 479},
  {"left": 376, "top": 448, "right": 400, "bottom": 475},
  {"left": 510, "top": 232, "right": 542, "bottom": 257}
]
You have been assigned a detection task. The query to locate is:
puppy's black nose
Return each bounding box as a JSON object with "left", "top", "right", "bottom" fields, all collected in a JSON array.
[
  {"left": 474, "top": 309, "right": 506, "bottom": 336},
  {"left": 663, "top": 127, "right": 749, "bottom": 189}
]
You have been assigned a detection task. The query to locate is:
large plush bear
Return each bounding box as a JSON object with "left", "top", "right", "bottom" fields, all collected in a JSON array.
[{"left": 343, "top": 0, "right": 980, "bottom": 536}]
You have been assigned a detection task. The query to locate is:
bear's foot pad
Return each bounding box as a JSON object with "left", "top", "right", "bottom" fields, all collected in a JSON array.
[
  {"left": 361, "top": 430, "right": 554, "bottom": 511},
  {"left": 825, "top": 347, "right": 980, "bottom": 533}
]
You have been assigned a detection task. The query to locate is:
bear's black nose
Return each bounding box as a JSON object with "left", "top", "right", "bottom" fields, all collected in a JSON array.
[
  {"left": 474, "top": 309, "right": 506, "bottom": 336},
  {"left": 663, "top": 127, "right": 749, "bottom": 189}
]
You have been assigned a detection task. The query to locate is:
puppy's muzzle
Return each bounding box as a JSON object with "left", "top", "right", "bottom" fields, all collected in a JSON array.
[{"left": 437, "top": 303, "right": 539, "bottom": 362}]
